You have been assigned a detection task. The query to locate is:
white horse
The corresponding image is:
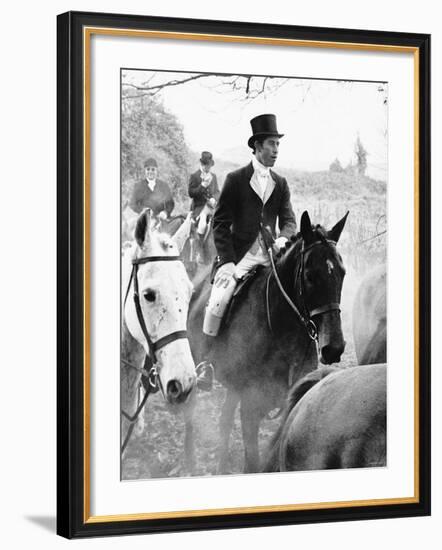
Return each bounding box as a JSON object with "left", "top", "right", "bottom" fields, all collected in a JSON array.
[{"left": 121, "top": 208, "right": 197, "bottom": 472}]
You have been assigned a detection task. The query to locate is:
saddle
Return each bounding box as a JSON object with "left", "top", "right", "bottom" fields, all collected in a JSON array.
[{"left": 222, "top": 265, "right": 263, "bottom": 328}]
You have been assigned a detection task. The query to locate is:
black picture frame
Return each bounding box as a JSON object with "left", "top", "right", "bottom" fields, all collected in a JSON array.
[{"left": 57, "top": 10, "right": 431, "bottom": 539}]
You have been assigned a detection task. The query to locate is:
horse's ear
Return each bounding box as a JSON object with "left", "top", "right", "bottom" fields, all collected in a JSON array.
[
  {"left": 328, "top": 211, "right": 349, "bottom": 243},
  {"left": 135, "top": 208, "right": 152, "bottom": 248},
  {"left": 171, "top": 212, "right": 191, "bottom": 254},
  {"left": 300, "top": 211, "right": 314, "bottom": 243}
]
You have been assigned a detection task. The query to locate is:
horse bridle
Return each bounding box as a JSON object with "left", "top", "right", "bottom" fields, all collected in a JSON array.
[
  {"left": 266, "top": 238, "right": 341, "bottom": 340},
  {"left": 123, "top": 254, "right": 188, "bottom": 393},
  {"left": 121, "top": 253, "right": 189, "bottom": 453}
]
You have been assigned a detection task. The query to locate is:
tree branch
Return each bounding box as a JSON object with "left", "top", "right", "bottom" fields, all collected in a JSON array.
[{"left": 122, "top": 74, "right": 208, "bottom": 93}]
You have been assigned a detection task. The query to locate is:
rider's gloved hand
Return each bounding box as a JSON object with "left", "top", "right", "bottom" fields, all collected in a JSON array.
[
  {"left": 207, "top": 197, "right": 216, "bottom": 208},
  {"left": 274, "top": 237, "right": 288, "bottom": 251},
  {"left": 157, "top": 211, "right": 167, "bottom": 220},
  {"left": 214, "top": 262, "right": 236, "bottom": 286}
]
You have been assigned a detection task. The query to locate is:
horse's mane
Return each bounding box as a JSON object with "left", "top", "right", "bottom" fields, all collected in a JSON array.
[
  {"left": 275, "top": 224, "right": 329, "bottom": 270},
  {"left": 261, "top": 366, "right": 340, "bottom": 472}
]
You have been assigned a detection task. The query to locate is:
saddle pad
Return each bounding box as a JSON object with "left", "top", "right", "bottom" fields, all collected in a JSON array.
[{"left": 223, "top": 265, "right": 263, "bottom": 328}]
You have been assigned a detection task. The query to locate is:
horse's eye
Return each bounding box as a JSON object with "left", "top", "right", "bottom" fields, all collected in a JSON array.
[{"left": 144, "top": 290, "right": 156, "bottom": 302}]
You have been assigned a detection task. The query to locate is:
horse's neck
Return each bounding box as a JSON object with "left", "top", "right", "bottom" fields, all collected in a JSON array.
[
  {"left": 274, "top": 242, "right": 302, "bottom": 298},
  {"left": 268, "top": 243, "right": 306, "bottom": 333}
]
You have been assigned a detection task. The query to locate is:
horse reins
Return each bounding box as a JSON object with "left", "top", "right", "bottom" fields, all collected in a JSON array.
[{"left": 121, "top": 253, "right": 188, "bottom": 453}]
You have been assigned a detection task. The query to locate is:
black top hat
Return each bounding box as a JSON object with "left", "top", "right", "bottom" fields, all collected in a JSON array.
[
  {"left": 247, "top": 114, "right": 284, "bottom": 148},
  {"left": 200, "top": 151, "right": 214, "bottom": 166}
]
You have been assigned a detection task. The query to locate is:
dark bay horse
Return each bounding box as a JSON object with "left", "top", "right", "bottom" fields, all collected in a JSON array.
[
  {"left": 263, "top": 364, "right": 387, "bottom": 472},
  {"left": 181, "top": 214, "right": 217, "bottom": 279},
  {"left": 121, "top": 209, "right": 197, "bottom": 471},
  {"left": 188, "top": 211, "right": 349, "bottom": 473},
  {"left": 353, "top": 264, "right": 386, "bottom": 365}
]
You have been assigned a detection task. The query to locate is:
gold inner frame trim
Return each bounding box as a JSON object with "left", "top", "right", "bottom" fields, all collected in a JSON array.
[
  {"left": 82, "top": 26, "right": 420, "bottom": 523},
  {"left": 85, "top": 496, "right": 418, "bottom": 524}
]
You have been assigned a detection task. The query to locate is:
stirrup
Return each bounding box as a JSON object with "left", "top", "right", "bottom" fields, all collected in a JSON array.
[{"left": 195, "top": 361, "right": 214, "bottom": 391}]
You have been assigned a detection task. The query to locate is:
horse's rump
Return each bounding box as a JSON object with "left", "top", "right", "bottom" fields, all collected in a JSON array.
[
  {"left": 353, "top": 265, "right": 387, "bottom": 364},
  {"left": 263, "top": 364, "right": 387, "bottom": 472},
  {"left": 263, "top": 366, "right": 339, "bottom": 472}
]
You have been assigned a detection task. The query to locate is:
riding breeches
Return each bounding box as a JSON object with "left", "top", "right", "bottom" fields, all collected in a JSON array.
[{"left": 197, "top": 203, "right": 214, "bottom": 237}]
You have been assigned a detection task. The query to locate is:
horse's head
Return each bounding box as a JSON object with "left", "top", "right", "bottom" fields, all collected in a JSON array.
[
  {"left": 124, "top": 209, "right": 196, "bottom": 404},
  {"left": 279, "top": 210, "right": 348, "bottom": 365}
]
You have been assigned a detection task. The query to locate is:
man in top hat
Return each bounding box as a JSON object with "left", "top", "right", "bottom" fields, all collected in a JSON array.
[
  {"left": 194, "top": 114, "right": 297, "bottom": 389},
  {"left": 188, "top": 151, "right": 220, "bottom": 240},
  {"left": 129, "top": 157, "right": 175, "bottom": 219},
  {"left": 202, "top": 113, "right": 297, "bottom": 338}
]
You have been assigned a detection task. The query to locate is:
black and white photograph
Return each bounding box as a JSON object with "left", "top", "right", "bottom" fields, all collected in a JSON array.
[
  {"left": 0, "top": 0, "right": 436, "bottom": 545},
  {"left": 120, "top": 68, "right": 388, "bottom": 480}
]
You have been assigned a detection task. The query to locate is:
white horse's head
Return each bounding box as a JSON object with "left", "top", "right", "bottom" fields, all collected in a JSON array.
[{"left": 123, "top": 209, "right": 196, "bottom": 404}]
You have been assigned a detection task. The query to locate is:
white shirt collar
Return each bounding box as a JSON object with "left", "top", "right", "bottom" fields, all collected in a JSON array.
[
  {"left": 200, "top": 167, "right": 213, "bottom": 181},
  {"left": 200, "top": 164, "right": 212, "bottom": 174},
  {"left": 252, "top": 156, "right": 270, "bottom": 177},
  {"left": 146, "top": 177, "right": 156, "bottom": 191}
]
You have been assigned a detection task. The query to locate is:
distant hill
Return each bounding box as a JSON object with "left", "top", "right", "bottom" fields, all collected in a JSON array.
[
  {"left": 280, "top": 167, "right": 386, "bottom": 202},
  {"left": 211, "top": 158, "right": 387, "bottom": 269}
]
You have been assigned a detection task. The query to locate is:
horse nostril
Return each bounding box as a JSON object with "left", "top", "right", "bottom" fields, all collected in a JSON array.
[
  {"left": 166, "top": 380, "right": 183, "bottom": 400},
  {"left": 321, "top": 343, "right": 345, "bottom": 364}
]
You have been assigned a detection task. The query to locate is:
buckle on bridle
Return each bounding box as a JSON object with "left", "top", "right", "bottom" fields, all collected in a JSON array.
[
  {"left": 306, "top": 319, "right": 318, "bottom": 341},
  {"left": 148, "top": 366, "right": 158, "bottom": 389}
]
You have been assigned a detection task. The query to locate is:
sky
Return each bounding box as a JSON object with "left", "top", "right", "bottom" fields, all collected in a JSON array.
[{"left": 122, "top": 70, "right": 388, "bottom": 180}]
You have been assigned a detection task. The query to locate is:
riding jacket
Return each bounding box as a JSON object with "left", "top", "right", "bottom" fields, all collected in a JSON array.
[
  {"left": 188, "top": 170, "right": 220, "bottom": 217},
  {"left": 129, "top": 178, "right": 175, "bottom": 217},
  {"left": 213, "top": 162, "right": 297, "bottom": 267}
]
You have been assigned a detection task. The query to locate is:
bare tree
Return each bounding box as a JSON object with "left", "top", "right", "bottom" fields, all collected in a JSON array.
[
  {"left": 354, "top": 135, "right": 368, "bottom": 176},
  {"left": 122, "top": 72, "right": 296, "bottom": 103}
]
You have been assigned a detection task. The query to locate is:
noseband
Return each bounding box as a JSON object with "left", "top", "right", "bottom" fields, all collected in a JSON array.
[{"left": 266, "top": 239, "right": 340, "bottom": 340}]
